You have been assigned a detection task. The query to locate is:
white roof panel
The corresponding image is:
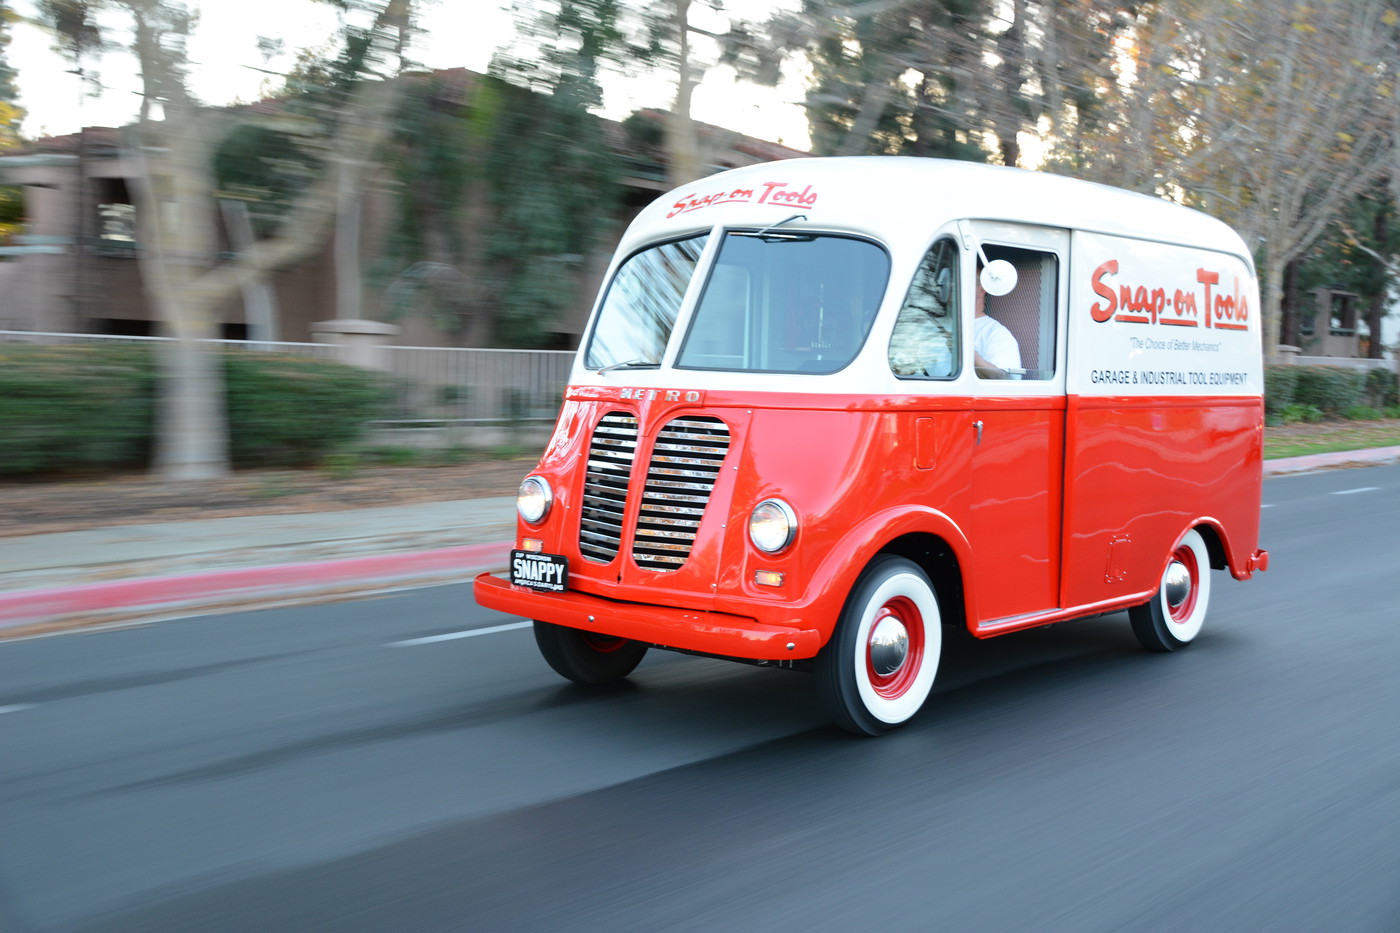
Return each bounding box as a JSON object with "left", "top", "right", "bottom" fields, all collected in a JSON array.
[{"left": 622, "top": 157, "right": 1251, "bottom": 267}]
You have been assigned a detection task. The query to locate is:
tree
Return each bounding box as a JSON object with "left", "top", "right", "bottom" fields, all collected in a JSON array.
[
  {"left": 774, "top": 1, "right": 991, "bottom": 160},
  {"left": 497, "top": 0, "right": 783, "bottom": 186},
  {"left": 1, "top": 0, "right": 26, "bottom": 243},
  {"left": 0, "top": 0, "right": 21, "bottom": 146},
  {"left": 640, "top": 0, "right": 784, "bottom": 185},
  {"left": 38, "top": 0, "right": 415, "bottom": 479},
  {"left": 487, "top": 2, "right": 628, "bottom": 346},
  {"left": 1297, "top": 183, "right": 1400, "bottom": 357},
  {"left": 1065, "top": 0, "right": 1397, "bottom": 361},
  {"left": 774, "top": 0, "right": 1134, "bottom": 166}
]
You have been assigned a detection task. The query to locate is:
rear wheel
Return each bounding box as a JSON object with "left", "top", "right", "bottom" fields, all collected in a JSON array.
[
  {"left": 533, "top": 621, "right": 649, "bottom": 684},
  {"left": 1129, "top": 528, "right": 1212, "bottom": 652},
  {"left": 816, "top": 555, "right": 942, "bottom": 736}
]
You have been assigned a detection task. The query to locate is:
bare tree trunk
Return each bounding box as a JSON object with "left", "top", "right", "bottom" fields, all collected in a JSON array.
[
  {"left": 1280, "top": 256, "right": 1301, "bottom": 348},
  {"left": 219, "top": 198, "right": 278, "bottom": 341},
  {"left": 1260, "top": 254, "right": 1285, "bottom": 365},
  {"left": 993, "top": 0, "right": 1025, "bottom": 167},
  {"left": 1367, "top": 205, "right": 1388, "bottom": 359},
  {"left": 336, "top": 163, "right": 363, "bottom": 321},
  {"left": 1364, "top": 293, "right": 1386, "bottom": 359},
  {"left": 131, "top": 116, "right": 232, "bottom": 480},
  {"left": 667, "top": 0, "right": 702, "bottom": 186},
  {"left": 834, "top": 54, "right": 900, "bottom": 157}
]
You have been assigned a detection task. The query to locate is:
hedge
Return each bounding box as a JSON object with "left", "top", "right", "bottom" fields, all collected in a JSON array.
[
  {"left": 1263, "top": 365, "right": 1299, "bottom": 418},
  {"left": 1264, "top": 363, "right": 1400, "bottom": 418},
  {"left": 1364, "top": 367, "right": 1399, "bottom": 409},
  {"left": 224, "top": 351, "right": 391, "bottom": 466},
  {"left": 1291, "top": 365, "right": 1369, "bottom": 415},
  {"left": 0, "top": 344, "right": 389, "bottom": 476},
  {"left": 0, "top": 345, "right": 157, "bottom": 474}
]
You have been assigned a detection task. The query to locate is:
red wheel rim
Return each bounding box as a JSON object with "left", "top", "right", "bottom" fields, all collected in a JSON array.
[
  {"left": 866, "top": 596, "right": 925, "bottom": 699},
  {"left": 1167, "top": 543, "right": 1199, "bottom": 624},
  {"left": 582, "top": 633, "right": 629, "bottom": 653}
]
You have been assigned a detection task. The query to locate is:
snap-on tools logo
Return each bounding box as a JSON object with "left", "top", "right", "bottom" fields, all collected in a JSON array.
[
  {"left": 667, "top": 181, "right": 820, "bottom": 218},
  {"left": 1089, "top": 260, "right": 1250, "bottom": 331}
]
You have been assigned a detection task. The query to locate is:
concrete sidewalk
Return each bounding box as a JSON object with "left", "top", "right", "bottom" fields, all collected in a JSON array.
[
  {"left": 2, "top": 445, "right": 1399, "bottom": 637},
  {"left": 0, "top": 497, "right": 517, "bottom": 636}
]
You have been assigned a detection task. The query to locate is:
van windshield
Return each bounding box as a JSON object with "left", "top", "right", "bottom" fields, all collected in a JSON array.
[
  {"left": 677, "top": 232, "right": 889, "bottom": 373},
  {"left": 584, "top": 234, "right": 709, "bottom": 372}
]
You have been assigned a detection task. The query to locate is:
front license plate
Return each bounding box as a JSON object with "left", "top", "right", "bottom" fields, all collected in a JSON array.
[{"left": 510, "top": 550, "right": 569, "bottom": 592}]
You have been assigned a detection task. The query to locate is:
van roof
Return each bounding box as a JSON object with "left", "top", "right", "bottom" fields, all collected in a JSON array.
[{"left": 629, "top": 156, "right": 1252, "bottom": 266}]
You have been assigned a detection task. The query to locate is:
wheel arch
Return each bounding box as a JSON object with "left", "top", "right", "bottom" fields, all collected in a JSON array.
[
  {"left": 878, "top": 533, "right": 967, "bottom": 632},
  {"left": 1192, "top": 520, "right": 1228, "bottom": 572},
  {"left": 810, "top": 507, "right": 975, "bottom": 640}
]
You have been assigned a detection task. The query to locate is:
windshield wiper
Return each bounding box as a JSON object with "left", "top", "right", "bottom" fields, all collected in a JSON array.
[
  {"left": 596, "top": 359, "right": 661, "bottom": 374},
  {"left": 736, "top": 213, "right": 813, "bottom": 241}
]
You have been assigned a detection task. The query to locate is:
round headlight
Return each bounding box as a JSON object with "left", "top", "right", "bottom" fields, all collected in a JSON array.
[
  {"left": 517, "top": 476, "right": 553, "bottom": 525},
  {"left": 749, "top": 498, "right": 797, "bottom": 554}
]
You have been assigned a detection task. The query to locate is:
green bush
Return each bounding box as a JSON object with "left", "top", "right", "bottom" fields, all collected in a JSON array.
[
  {"left": 0, "top": 344, "right": 389, "bottom": 476},
  {"left": 1343, "top": 404, "right": 1382, "bottom": 421},
  {"left": 1364, "top": 367, "right": 1399, "bottom": 409},
  {"left": 1264, "top": 365, "right": 1300, "bottom": 418},
  {"left": 225, "top": 352, "right": 390, "bottom": 467},
  {"left": 0, "top": 345, "right": 156, "bottom": 475},
  {"left": 1279, "top": 403, "right": 1324, "bottom": 424},
  {"left": 1292, "top": 365, "right": 1368, "bottom": 416}
]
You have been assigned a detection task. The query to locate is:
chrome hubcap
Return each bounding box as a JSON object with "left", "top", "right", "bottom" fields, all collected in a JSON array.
[
  {"left": 869, "top": 615, "right": 909, "bottom": 677},
  {"left": 1164, "top": 560, "right": 1192, "bottom": 612}
]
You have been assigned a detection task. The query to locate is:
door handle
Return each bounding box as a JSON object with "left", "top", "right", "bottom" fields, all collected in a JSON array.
[{"left": 973, "top": 419, "right": 984, "bottom": 445}]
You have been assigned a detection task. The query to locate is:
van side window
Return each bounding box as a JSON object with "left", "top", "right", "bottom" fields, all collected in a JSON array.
[
  {"left": 976, "top": 245, "right": 1059, "bottom": 381},
  {"left": 888, "top": 238, "right": 960, "bottom": 379}
]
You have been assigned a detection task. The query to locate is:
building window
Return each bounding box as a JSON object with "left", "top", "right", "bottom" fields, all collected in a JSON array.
[
  {"left": 96, "top": 178, "right": 136, "bottom": 250},
  {"left": 1328, "top": 292, "right": 1357, "bottom": 337},
  {"left": 99, "top": 202, "right": 136, "bottom": 243}
]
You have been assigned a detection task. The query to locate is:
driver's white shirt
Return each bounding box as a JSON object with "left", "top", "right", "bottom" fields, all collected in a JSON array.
[{"left": 974, "top": 314, "right": 1020, "bottom": 373}]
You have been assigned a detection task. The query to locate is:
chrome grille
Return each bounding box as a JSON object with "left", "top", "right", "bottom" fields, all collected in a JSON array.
[
  {"left": 578, "top": 412, "right": 639, "bottom": 563},
  {"left": 633, "top": 417, "right": 731, "bottom": 571}
]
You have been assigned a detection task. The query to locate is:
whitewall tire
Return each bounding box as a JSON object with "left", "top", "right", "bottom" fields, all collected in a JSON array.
[
  {"left": 817, "top": 555, "right": 942, "bottom": 736},
  {"left": 1129, "top": 528, "right": 1212, "bottom": 652}
]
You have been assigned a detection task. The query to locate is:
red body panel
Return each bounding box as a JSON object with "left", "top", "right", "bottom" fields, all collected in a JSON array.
[
  {"left": 1061, "top": 394, "right": 1264, "bottom": 608},
  {"left": 472, "top": 385, "right": 1266, "bottom": 659},
  {"left": 970, "top": 397, "right": 1066, "bottom": 620}
]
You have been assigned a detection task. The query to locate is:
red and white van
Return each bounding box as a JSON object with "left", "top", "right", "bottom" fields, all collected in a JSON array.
[{"left": 474, "top": 157, "right": 1270, "bottom": 735}]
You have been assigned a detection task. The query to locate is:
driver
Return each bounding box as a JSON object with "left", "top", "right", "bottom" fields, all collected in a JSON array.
[{"left": 973, "top": 266, "right": 1021, "bottom": 379}]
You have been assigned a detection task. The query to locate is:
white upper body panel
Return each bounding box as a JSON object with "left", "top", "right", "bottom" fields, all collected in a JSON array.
[{"left": 572, "top": 157, "right": 1262, "bottom": 399}]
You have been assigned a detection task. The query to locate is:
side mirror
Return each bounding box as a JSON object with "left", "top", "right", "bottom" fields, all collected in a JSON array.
[
  {"left": 932, "top": 267, "right": 952, "bottom": 308},
  {"left": 980, "top": 259, "right": 1018, "bottom": 296}
]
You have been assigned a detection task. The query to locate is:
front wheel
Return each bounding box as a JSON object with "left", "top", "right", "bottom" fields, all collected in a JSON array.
[
  {"left": 816, "top": 555, "right": 942, "bottom": 736},
  {"left": 1129, "top": 528, "right": 1212, "bottom": 652},
  {"left": 533, "top": 621, "right": 649, "bottom": 684}
]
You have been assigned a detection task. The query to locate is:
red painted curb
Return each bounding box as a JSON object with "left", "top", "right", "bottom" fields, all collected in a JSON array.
[{"left": 0, "top": 541, "right": 512, "bottom": 628}]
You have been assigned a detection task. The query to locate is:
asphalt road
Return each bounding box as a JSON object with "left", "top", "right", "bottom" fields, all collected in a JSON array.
[{"left": 2, "top": 465, "right": 1398, "bottom": 933}]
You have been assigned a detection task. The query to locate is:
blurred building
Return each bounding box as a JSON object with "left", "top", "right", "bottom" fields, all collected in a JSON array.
[
  {"left": 0, "top": 69, "right": 808, "bottom": 349},
  {"left": 1295, "top": 286, "right": 1363, "bottom": 359}
]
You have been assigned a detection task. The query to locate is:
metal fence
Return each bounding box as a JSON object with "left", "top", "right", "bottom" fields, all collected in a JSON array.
[
  {"left": 378, "top": 345, "right": 573, "bottom": 424},
  {"left": 1288, "top": 354, "right": 1399, "bottom": 373},
  {"left": 0, "top": 330, "right": 575, "bottom": 425}
]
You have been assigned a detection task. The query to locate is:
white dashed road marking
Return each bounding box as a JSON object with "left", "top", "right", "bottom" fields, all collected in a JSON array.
[{"left": 388, "top": 620, "right": 532, "bottom": 647}]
